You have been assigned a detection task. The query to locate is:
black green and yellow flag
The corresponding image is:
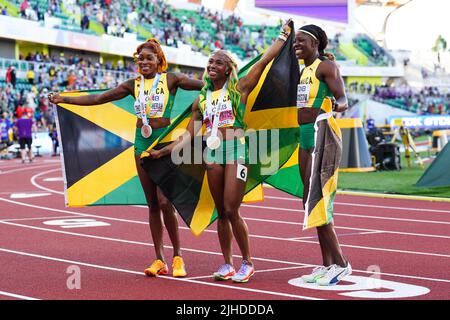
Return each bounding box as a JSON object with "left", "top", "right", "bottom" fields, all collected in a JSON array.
[
  {"left": 303, "top": 99, "right": 342, "bottom": 229},
  {"left": 55, "top": 88, "right": 199, "bottom": 207},
  {"left": 142, "top": 23, "right": 302, "bottom": 236}
]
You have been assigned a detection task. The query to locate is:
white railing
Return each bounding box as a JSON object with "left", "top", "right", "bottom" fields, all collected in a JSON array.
[{"left": 0, "top": 57, "right": 137, "bottom": 80}]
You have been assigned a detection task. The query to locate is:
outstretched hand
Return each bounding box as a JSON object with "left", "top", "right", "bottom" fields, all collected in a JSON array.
[
  {"left": 48, "top": 92, "right": 63, "bottom": 104},
  {"left": 282, "top": 19, "right": 292, "bottom": 34}
]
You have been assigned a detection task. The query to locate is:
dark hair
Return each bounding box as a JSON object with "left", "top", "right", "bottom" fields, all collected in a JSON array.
[
  {"left": 299, "top": 25, "right": 335, "bottom": 61},
  {"left": 133, "top": 38, "right": 168, "bottom": 73}
]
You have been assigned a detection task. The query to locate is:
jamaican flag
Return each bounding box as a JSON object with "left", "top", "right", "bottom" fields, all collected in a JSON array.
[
  {"left": 55, "top": 88, "right": 199, "bottom": 206},
  {"left": 303, "top": 98, "right": 342, "bottom": 229},
  {"left": 265, "top": 146, "right": 303, "bottom": 198},
  {"left": 141, "top": 22, "right": 301, "bottom": 236}
]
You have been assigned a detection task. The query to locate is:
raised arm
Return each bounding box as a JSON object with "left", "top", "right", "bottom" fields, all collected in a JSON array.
[
  {"left": 237, "top": 20, "right": 292, "bottom": 99},
  {"left": 167, "top": 73, "right": 204, "bottom": 95},
  {"left": 150, "top": 97, "right": 203, "bottom": 159},
  {"left": 48, "top": 79, "right": 134, "bottom": 106},
  {"left": 317, "top": 60, "right": 348, "bottom": 112}
]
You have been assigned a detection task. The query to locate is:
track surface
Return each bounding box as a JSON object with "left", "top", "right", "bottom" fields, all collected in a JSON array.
[{"left": 0, "top": 157, "right": 449, "bottom": 300}]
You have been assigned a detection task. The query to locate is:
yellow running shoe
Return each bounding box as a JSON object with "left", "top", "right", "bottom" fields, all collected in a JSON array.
[
  {"left": 144, "top": 259, "right": 169, "bottom": 277},
  {"left": 172, "top": 256, "right": 187, "bottom": 277}
]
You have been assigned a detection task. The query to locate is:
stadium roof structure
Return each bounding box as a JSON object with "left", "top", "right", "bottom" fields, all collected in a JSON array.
[
  {"left": 252, "top": 0, "right": 349, "bottom": 24},
  {"left": 355, "top": 0, "right": 411, "bottom": 6}
]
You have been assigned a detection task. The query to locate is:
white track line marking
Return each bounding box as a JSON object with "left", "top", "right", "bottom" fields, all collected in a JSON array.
[
  {"left": 0, "top": 220, "right": 300, "bottom": 266},
  {"left": 0, "top": 290, "right": 40, "bottom": 300},
  {"left": 264, "top": 195, "right": 450, "bottom": 214},
  {"left": 20, "top": 176, "right": 450, "bottom": 240},
  {"left": 30, "top": 169, "right": 64, "bottom": 195},
  {"left": 242, "top": 204, "right": 450, "bottom": 225},
  {"left": 31, "top": 170, "right": 450, "bottom": 225},
  {"left": 0, "top": 216, "right": 78, "bottom": 222},
  {"left": 0, "top": 247, "right": 322, "bottom": 300},
  {"left": 43, "top": 177, "right": 63, "bottom": 182},
  {"left": 1, "top": 196, "right": 449, "bottom": 257},
  {"left": 186, "top": 265, "right": 312, "bottom": 280},
  {"left": 0, "top": 164, "right": 58, "bottom": 175},
  {"left": 1, "top": 220, "right": 449, "bottom": 284},
  {"left": 243, "top": 217, "right": 450, "bottom": 239},
  {"left": 29, "top": 169, "right": 450, "bottom": 215},
  {"left": 287, "top": 231, "right": 384, "bottom": 240}
]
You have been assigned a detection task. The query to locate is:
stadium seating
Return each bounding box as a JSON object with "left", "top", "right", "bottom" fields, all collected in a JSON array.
[{"left": 2, "top": 0, "right": 396, "bottom": 66}]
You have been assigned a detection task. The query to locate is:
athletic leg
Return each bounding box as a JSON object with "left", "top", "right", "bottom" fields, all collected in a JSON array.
[
  {"left": 223, "top": 162, "right": 251, "bottom": 264},
  {"left": 27, "top": 139, "right": 33, "bottom": 162},
  {"left": 317, "top": 223, "right": 347, "bottom": 267},
  {"left": 157, "top": 187, "right": 181, "bottom": 258},
  {"left": 135, "top": 154, "right": 165, "bottom": 262},
  {"left": 206, "top": 163, "right": 232, "bottom": 264}
]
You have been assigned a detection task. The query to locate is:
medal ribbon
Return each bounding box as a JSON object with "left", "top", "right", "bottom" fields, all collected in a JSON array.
[
  {"left": 206, "top": 81, "right": 228, "bottom": 138},
  {"left": 137, "top": 73, "right": 161, "bottom": 126}
]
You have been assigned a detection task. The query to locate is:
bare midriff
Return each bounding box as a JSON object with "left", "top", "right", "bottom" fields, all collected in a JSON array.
[
  {"left": 297, "top": 108, "right": 320, "bottom": 125},
  {"left": 136, "top": 117, "right": 170, "bottom": 129}
]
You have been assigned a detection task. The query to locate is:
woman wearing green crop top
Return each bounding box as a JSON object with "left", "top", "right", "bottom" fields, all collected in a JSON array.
[
  {"left": 151, "top": 21, "right": 293, "bottom": 283},
  {"left": 49, "top": 38, "right": 203, "bottom": 278},
  {"left": 294, "top": 24, "right": 352, "bottom": 286}
]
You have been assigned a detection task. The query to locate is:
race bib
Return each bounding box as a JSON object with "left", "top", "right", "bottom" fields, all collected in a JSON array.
[
  {"left": 297, "top": 84, "right": 310, "bottom": 108},
  {"left": 204, "top": 100, "right": 234, "bottom": 132},
  {"left": 148, "top": 94, "right": 165, "bottom": 117},
  {"left": 237, "top": 163, "right": 248, "bottom": 182},
  {"left": 217, "top": 101, "right": 234, "bottom": 127}
]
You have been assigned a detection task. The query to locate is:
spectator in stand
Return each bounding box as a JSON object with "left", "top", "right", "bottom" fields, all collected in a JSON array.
[
  {"left": 0, "top": 112, "right": 14, "bottom": 147},
  {"left": 26, "top": 66, "right": 35, "bottom": 85},
  {"left": 49, "top": 122, "right": 59, "bottom": 156},
  {"left": 10, "top": 0, "right": 280, "bottom": 60},
  {"left": 16, "top": 103, "right": 33, "bottom": 119},
  {"left": 5, "top": 66, "right": 13, "bottom": 86},
  {"left": 20, "top": 0, "right": 29, "bottom": 18},
  {"left": 14, "top": 111, "right": 36, "bottom": 163},
  {"left": 9, "top": 67, "right": 17, "bottom": 89}
]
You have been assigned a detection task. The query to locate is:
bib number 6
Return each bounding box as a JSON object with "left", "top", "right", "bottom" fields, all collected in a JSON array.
[{"left": 237, "top": 164, "right": 248, "bottom": 182}]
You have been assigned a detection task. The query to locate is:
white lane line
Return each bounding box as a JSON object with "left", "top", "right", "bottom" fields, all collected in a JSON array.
[
  {"left": 30, "top": 170, "right": 450, "bottom": 226},
  {"left": 287, "top": 231, "right": 384, "bottom": 241},
  {"left": 20, "top": 166, "right": 450, "bottom": 215},
  {"left": 43, "top": 177, "right": 63, "bottom": 182},
  {"left": 10, "top": 192, "right": 52, "bottom": 199},
  {"left": 0, "top": 290, "right": 40, "bottom": 300},
  {"left": 30, "top": 169, "right": 63, "bottom": 195},
  {"left": 296, "top": 238, "right": 450, "bottom": 258},
  {"left": 0, "top": 247, "right": 322, "bottom": 300},
  {"left": 1, "top": 219, "right": 450, "bottom": 284},
  {"left": 0, "top": 191, "right": 50, "bottom": 195},
  {"left": 264, "top": 195, "right": 450, "bottom": 214},
  {"left": 0, "top": 164, "right": 58, "bottom": 175},
  {"left": 24, "top": 176, "right": 450, "bottom": 240},
  {"left": 1, "top": 196, "right": 449, "bottom": 258},
  {"left": 0, "top": 197, "right": 151, "bottom": 225},
  {"left": 0, "top": 216, "right": 78, "bottom": 222},
  {"left": 242, "top": 204, "right": 450, "bottom": 225},
  {"left": 243, "top": 216, "right": 450, "bottom": 239},
  {"left": 185, "top": 265, "right": 312, "bottom": 280},
  {"left": 0, "top": 220, "right": 301, "bottom": 266}
]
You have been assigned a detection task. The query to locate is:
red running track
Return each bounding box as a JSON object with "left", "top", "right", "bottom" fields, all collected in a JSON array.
[{"left": 0, "top": 158, "right": 449, "bottom": 300}]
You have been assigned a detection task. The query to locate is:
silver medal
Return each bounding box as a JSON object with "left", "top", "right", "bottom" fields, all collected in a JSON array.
[{"left": 206, "top": 136, "right": 221, "bottom": 150}]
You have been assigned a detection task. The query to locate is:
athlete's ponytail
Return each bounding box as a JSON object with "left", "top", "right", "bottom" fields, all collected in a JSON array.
[{"left": 298, "top": 25, "right": 335, "bottom": 61}]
